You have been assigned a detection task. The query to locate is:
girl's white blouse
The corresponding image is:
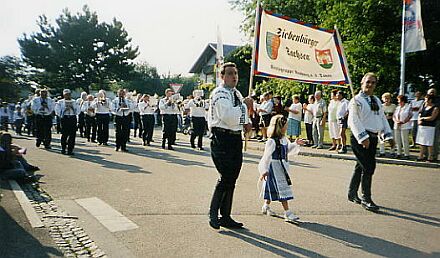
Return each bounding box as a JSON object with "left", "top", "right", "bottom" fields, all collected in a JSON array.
[{"left": 258, "top": 137, "right": 300, "bottom": 175}]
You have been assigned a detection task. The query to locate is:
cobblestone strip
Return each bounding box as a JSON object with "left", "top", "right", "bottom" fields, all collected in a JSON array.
[{"left": 20, "top": 183, "right": 108, "bottom": 258}]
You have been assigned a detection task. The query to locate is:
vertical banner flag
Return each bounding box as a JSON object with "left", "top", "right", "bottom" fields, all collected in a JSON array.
[
  {"left": 216, "top": 25, "right": 224, "bottom": 87},
  {"left": 254, "top": 9, "right": 350, "bottom": 85},
  {"left": 403, "top": 0, "right": 427, "bottom": 53}
]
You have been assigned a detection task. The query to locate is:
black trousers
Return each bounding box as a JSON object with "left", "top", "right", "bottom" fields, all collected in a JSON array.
[
  {"left": 141, "top": 114, "right": 155, "bottom": 143},
  {"left": 61, "top": 116, "right": 77, "bottom": 152},
  {"left": 25, "top": 115, "right": 34, "bottom": 136},
  {"left": 115, "top": 115, "right": 130, "bottom": 150},
  {"left": 96, "top": 113, "right": 110, "bottom": 144},
  {"left": 348, "top": 133, "right": 378, "bottom": 201},
  {"left": 162, "top": 114, "right": 178, "bottom": 146},
  {"left": 190, "top": 116, "right": 205, "bottom": 148},
  {"left": 35, "top": 115, "right": 53, "bottom": 146},
  {"left": 78, "top": 112, "right": 86, "bottom": 136},
  {"left": 133, "top": 112, "right": 142, "bottom": 137},
  {"left": 85, "top": 115, "right": 97, "bottom": 141},
  {"left": 210, "top": 130, "right": 243, "bottom": 218},
  {"left": 305, "top": 122, "right": 313, "bottom": 144}
]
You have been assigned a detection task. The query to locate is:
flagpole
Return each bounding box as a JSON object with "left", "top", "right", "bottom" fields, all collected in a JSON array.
[
  {"left": 248, "top": 0, "right": 261, "bottom": 97},
  {"left": 399, "top": 0, "right": 406, "bottom": 96},
  {"left": 335, "top": 26, "right": 354, "bottom": 99}
]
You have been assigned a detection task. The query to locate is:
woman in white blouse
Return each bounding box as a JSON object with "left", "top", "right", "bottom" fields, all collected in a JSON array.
[{"left": 392, "top": 95, "right": 413, "bottom": 159}]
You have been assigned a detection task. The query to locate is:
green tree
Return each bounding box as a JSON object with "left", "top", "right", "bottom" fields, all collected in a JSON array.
[
  {"left": 121, "top": 62, "right": 162, "bottom": 95},
  {"left": 0, "top": 56, "right": 30, "bottom": 101},
  {"left": 18, "top": 5, "right": 139, "bottom": 93}
]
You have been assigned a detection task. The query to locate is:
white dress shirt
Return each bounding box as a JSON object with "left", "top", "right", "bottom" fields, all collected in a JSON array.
[
  {"left": 95, "top": 98, "right": 111, "bottom": 114},
  {"left": 208, "top": 84, "right": 249, "bottom": 131},
  {"left": 138, "top": 101, "right": 157, "bottom": 115},
  {"left": 288, "top": 103, "right": 302, "bottom": 121},
  {"left": 186, "top": 98, "right": 207, "bottom": 118},
  {"left": 348, "top": 92, "right": 392, "bottom": 144},
  {"left": 337, "top": 98, "right": 350, "bottom": 120},
  {"left": 81, "top": 101, "right": 96, "bottom": 117},
  {"left": 111, "top": 97, "right": 133, "bottom": 116},
  {"left": 32, "top": 97, "right": 55, "bottom": 115},
  {"left": 159, "top": 97, "right": 180, "bottom": 115},
  {"left": 393, "top": 104, "right": 413, "bottom": 130},
  {"left": 55, "top": 99, "right": 80, "bottom": 117}
]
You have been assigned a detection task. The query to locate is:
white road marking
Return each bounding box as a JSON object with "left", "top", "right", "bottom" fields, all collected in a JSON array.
[
  {"left": 75, "top": 197, "right": 138, "bottom": 232},
  {"left": 8, "top": 180, "right": 44, "bottom": 228}
]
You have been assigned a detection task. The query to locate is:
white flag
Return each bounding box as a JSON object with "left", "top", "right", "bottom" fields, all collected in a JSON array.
[
  {"left": 216, "top": 25, "right": 224, "bottom": 87},
  {"left": 404, "top": 0, "right": 427, "bottom": 53}
]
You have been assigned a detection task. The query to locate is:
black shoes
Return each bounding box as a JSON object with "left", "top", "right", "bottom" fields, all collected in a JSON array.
[
  {"left": 338, "top": 147, "right": 347, "bottom": 154},
  {"left": 361, "top": 200, "right": 380, "bottom": 211},
  {"left": 348, "top": 194, "right": 362, "bottom": 204},
  {"left": 218, "top": 217, "right": 244, "bottom": 228},
  {"left": 209, "top": 218, "right": 220, "bottom": 229}
]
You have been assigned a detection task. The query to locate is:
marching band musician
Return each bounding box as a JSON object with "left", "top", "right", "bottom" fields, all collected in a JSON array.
[
  {"left": 22, "top": 95, "right": 35, "bottom": 136},
  {"left": 81, "top": 95, "right": 97, "bottom": 143},
  {"left": 31, "top": 89, "right": 55, "bottom": 149},
  {"left": 207, "top": 62, "right": 252, "bottom": 229},
  {"left": 348, "top": 72, "right": 393, "bottom": 212},
  {"left": 159, "top": 88, "right": 179, "bottom": 150},
  {"left": 95, "top": 90, "right": 111, "bottom": 146},
  {"left": 138, "top": 94, "right": 157, "bottom": 146},
  {"left": 186, "top": 90, "right": 207, "bottom": 150},
  {"left": 76, "top": 92, "right": 88, "bottom": 138},
  {"left": 111, "top": 89, "right": 133, "bottom": 152},
  {"left": 133, "top": 93, "right": 143, "bottom": 139},
  {"left": 55, "top": 89, "right": 80, "bottom": 155}
]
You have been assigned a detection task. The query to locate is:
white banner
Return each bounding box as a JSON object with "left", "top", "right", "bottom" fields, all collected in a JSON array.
[
  {"left": 404, "top": 0, "right": 427, "bottom": 53},
  {"left": 255, "top": 10, "right": 349, "bottom": 85}
]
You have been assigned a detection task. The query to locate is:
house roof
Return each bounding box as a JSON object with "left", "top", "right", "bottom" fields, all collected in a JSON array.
[{"left": 189, "top": 43, "right": 239, "bottom": 74}]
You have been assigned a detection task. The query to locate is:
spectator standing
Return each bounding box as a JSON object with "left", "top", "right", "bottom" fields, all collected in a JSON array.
[
  {"left": 311, "top": 91, "right": 327, "bottom": 149},
  {"left": 409, "top": 91, "right": 424, "bottom": 147},
  {"left": 258, "top": 92, "right": 273, "bottom": 142},
  {"left": 337, "top": 91, "right": 350, "bottom": 153},
  {"left": 0, "top": 102, "right": 9, "bottom": 131},
  {"left": 302, "top": 95, "right": 315, "bottom": 147},
  {"left": 426, "top": 88, "right": 440, "bottom": 162},
  {"left": 416, "top": 94, "right": 439, "bottom": 162},
  {"left": 328, "top": 89, "right": 341, "bottom": 150},
  {"left": 286, "top": 95, "right": 302, "bottom": 141},
  {"left": 378, "top": 92, "right": 396, "bottom": 157},
  {"left": 393, "top": 95, "right": 412, "bottom": 159}
]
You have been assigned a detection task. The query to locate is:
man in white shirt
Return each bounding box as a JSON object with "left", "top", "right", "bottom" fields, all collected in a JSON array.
[
  {"left": 347, "top": 72, "right": 393, "bottom": 212},
  {"left": 111, "top": 89, "right": 133, "bottom": 152},
  {"left": 95, "top": 90, "right": 111, "bottom": 145},
  {"left": 208, "top": 62, "right": 251, "bottom": 229},
  {"left": 31, "top": 89, "right": 55, "bottom": 149},
  {"left": 138, "top": 94, "right": 157, "bottom": 146},
  {"left": 312, "top": 91, "right": 327, "bottom": 149},
  {"left": 186, "top": 92, "right": 207, "bottom": 150},
  {"left": 159, "top": 89, "right": 180, "bottom": 150},
  {"left": 55, "top": 89, "right": 80, "bottom": 155}
]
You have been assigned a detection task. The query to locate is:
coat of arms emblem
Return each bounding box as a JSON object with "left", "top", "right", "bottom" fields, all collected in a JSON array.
[
  {"left": 266, "top": 32, "right": 281, "bottom": 60},
  {"left": 315, "top": 49, "right": 333, "bottom": 69}
]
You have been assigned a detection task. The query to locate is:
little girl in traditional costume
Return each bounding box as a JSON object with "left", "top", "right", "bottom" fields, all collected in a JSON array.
[{"left": 258, "top": 115, "right": 305, "bottom": 222}]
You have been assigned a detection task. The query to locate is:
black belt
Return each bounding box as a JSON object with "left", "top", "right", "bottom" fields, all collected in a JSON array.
[
  {"left": 63, "top": 115, "right": 76, "bottom": 118},
  {"left": 367, "top": 131, "right": 378, "bottom": 138},
  {"left": 212, "top": 127, "right": 242, "bottom": 135}
]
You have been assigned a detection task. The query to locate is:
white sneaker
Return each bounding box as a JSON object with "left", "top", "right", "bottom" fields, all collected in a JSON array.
[
  {"left": 261, "top": 205, "right": 276, "bottom": 216},
  {"left": 284, "top": 211, "right": 299, "bottom": 222}
]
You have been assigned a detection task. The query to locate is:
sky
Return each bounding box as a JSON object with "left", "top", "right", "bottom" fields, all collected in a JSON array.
[{"left": 0, "top": 0, "right": 250, "bottom": 76}]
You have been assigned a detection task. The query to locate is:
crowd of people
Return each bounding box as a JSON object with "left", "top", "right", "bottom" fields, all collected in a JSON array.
[{"left": 246, "top": 87, "right": 439, "bottom": 162}]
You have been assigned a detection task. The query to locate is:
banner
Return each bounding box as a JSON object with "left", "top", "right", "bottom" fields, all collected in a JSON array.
[
  {"left": 254, "top": 9, "right": 350, "bottom": 85},
  {"left": 403, "top": 0, "right": 427, "bottom": 53}
]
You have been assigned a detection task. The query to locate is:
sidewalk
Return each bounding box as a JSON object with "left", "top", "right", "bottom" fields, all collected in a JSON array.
[{"left": 242, "top": 137, "right": 440, "bottom": 169}]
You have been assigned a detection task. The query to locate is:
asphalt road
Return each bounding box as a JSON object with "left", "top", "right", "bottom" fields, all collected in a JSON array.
[{"left": 5, "top": 131, "right": 440, "bottom": 257}]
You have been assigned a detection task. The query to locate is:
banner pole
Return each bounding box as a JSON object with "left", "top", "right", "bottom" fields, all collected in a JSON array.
[
  {"left": 334, "top": 26, "right": 354, "bottom": 99},
  {"left": 248, "top": 0, "right": 261, "bottom": 97},
  {"left": 399, "top": 0, "right": 406, "bottom": 96}
]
